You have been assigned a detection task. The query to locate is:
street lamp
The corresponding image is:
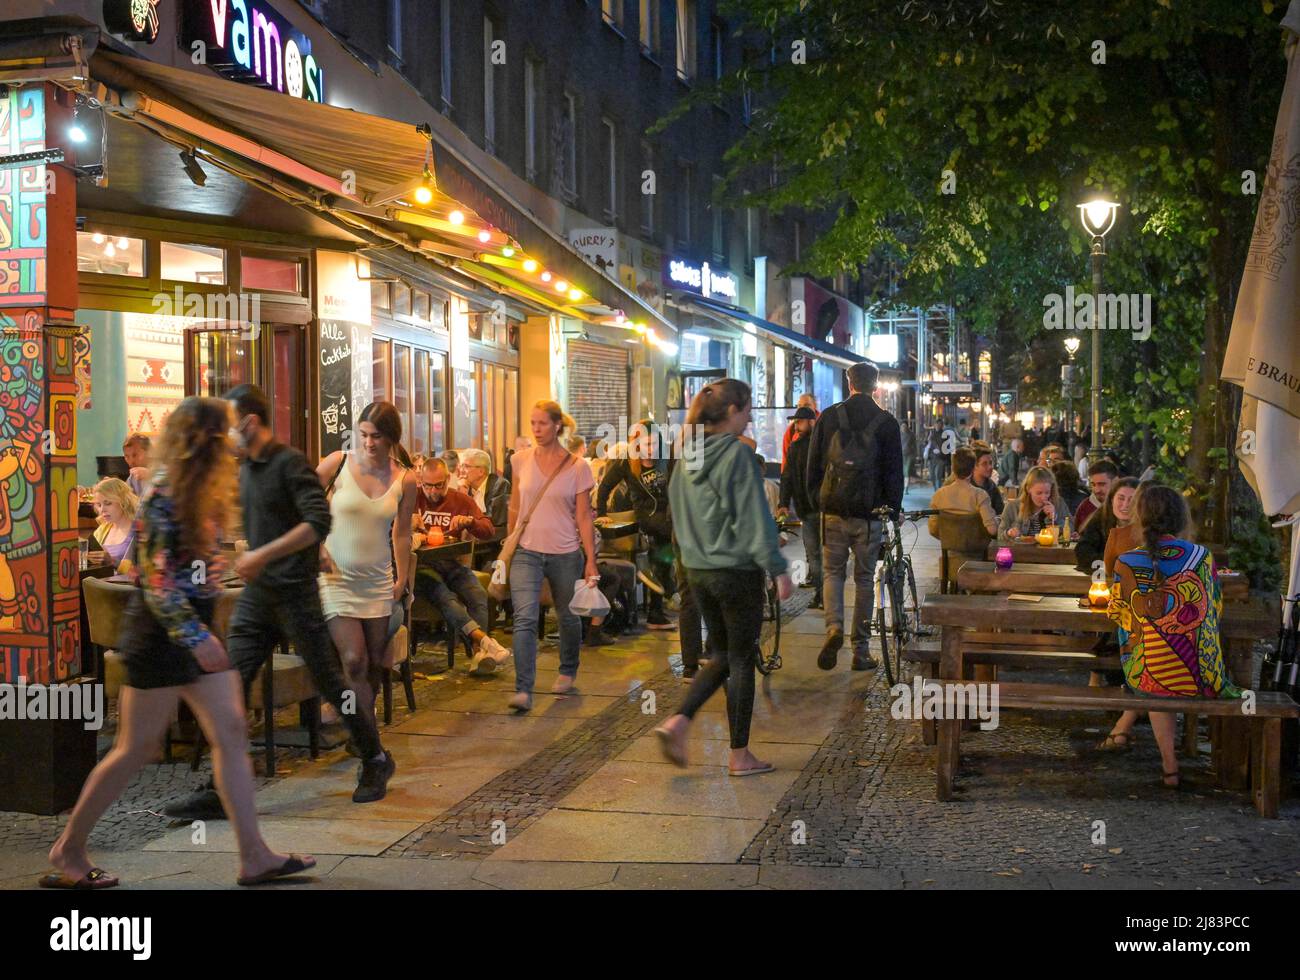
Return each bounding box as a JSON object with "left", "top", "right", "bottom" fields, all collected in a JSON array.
[
  {"left": 1077, "top": 197, "right": 1119, "bottom": 462},
  {"left": 1062, "top": 335, "right": 1081, "bottom": 450}
]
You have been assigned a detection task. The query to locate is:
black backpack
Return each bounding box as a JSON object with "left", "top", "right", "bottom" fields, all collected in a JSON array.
[{"left": 819, "top": 403, "right": 889, "bottom": 517}]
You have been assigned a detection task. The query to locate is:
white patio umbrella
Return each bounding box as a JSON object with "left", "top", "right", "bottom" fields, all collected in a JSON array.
[{"left": 1222, "top": 1, "right": 1300, "bottom": 648}]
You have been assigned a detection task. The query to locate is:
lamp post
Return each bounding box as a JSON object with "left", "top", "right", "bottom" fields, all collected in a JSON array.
[
  {"left": 1077, "top": 198, "right": 1119, "bottom": 462},
  {"left": 1063, "top": 335, "right": 1080, "bottom": 450}
]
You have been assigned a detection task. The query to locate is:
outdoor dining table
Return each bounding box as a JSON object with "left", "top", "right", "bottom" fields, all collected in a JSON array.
[
  {"left": 985, "top": 539, "right": 1078, "bottom": 564},
  {"left": 594, "top": 518, "right": 639, "bottom": 540},
  {"left": 413, "top": 538, "right": 475, "bottom": 565},
  {"left": 957, "top": 559, "right": 1249, "bottom": 601},
  {"left": 919, "top": 592, "right": 1279, "bottom": 793}
]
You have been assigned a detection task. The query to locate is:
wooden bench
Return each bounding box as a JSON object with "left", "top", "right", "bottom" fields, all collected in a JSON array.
[
  {"left": 933, "top": 681, "right": 1300, "bottom": 817},
  {"left": 904, "top": 638, "right": 1121, "bottom": 744}
]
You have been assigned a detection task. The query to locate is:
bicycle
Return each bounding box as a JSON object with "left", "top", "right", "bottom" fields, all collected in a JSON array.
[
  {"left": 872, "top": 505, "right": 939, "bottom": 687},
  {"left": 757, "top": 571, "right": 783, "bottom": 676}
]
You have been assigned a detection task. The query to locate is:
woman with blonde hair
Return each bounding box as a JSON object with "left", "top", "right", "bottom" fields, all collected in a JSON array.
[
  {"left": 90, "top": 477, "right": 139, "bottom": 573},
  {"left": 43, "top": 398, "right": 313, "bottom": 889},
  {"left": 504, "top": 400, "right": 600, "bottom": 711},
  {"left": 997, "top": 465, "right": 1068, "bottom": 540}
]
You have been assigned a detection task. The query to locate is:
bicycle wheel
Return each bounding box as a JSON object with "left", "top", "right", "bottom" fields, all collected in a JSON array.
[
  {"left": 879, "top": 574, "right": 907, "bottom": 686},
  {"left": 903, "top": 558, "right": 929, "bottom": 638},
  {"left": 756, "top": 577, "right": 782, "bottom": 675}
]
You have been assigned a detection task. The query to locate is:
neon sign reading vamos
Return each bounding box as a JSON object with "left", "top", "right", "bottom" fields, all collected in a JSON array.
[{"left": 184, "top": 0, "right": 326, "bottom": 102}]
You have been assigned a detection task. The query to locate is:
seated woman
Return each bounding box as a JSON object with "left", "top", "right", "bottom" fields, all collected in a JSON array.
[
  {"left": 1075, "top": 477, "right": 1138, "bottom": 575},
  {"left": 1100, "top": 484, "right": 1241, "bottom": 786},
  {"left": 91, "top": 477, "right": 140, "bottom": 574},
  {"left": 996, "top": 466, "right": 1068, "bottom": 541}
]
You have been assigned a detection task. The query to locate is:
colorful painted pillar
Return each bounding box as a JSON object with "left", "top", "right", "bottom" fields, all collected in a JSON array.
[{"left": 0, "top": 83, "right": 82, "bottom": 684}]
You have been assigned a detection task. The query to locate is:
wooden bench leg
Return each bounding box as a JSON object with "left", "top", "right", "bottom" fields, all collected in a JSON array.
[
  {"left": 1218, "top": 716, "right": 1250, "bottom": 791},
  {"left": 937, "top": 718, "right": 960, "bottom": 800},
  {"left": 922, "top": 662, "right": 937, "bottom": 746},
  {"left": 1252, "top": 718, "right": 1282, "bottom": 818},
  {"left": 304, "top": 697, "right": 320, "bottom": 759},
  {"left": 1181, "top": 712, "right": 1199, "bottom": 758}
]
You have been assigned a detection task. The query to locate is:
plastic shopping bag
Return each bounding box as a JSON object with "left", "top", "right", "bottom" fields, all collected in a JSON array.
[{"left": 570, "top": 578, "right": 611, "bottom": 618}]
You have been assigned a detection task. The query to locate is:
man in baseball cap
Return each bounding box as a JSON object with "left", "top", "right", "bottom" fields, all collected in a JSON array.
[{"left": 777, "top": 406, "right": 822, "bottom": 608}]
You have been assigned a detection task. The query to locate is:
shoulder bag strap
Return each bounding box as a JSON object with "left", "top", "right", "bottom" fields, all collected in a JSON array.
[{"left": 325, "top": 452, "right": 348, "bottom": 498}]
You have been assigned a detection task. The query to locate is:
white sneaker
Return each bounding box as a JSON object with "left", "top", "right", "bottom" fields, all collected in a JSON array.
[
  {"left": 480, "top": 635, "right": 512, "bottom": 666},
  {"left": 469, "top": 648, "right": 497, "bottom": 677}
]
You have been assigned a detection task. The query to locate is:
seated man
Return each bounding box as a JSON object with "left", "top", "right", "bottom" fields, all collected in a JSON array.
[
  {"left": 927, "top": 447, "right": 998, "bottom": 538},
  {"left": 1073, "top": 459, "right": 1117, "bottom": 529},
  {"left": 459, "top": 447, "right": 511, "bottom": 563},
  {"left": 413, "top": 457, "right": 509, "bottom": 676},
  {"left": 970, "top": 442, "right": 1003, "bottom": 516}
]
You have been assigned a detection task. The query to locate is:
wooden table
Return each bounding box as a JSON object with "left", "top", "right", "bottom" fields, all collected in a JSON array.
[
  {"left": 414, "top": 539, "right": 475, "bottom": 565},
  {"left": 958, "top": 560, "right": 1249, "bottom": 601},
  {"left": 986, "top": 539, "right": 1078, "bottom": 564},
  {"left": 594, "top": 519, "right": 639, "bottom": 540},
  {"left": 920, "top": 593, "right": 1279, "bottom": 796}
]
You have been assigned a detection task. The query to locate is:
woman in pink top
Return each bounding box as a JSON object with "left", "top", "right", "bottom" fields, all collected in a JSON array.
[{"left": 505, "top": 401, "right": 600, "bottom": 712}]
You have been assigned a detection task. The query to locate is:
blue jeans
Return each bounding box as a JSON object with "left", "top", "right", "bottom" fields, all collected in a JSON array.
[
  {"left": 509, "top": 547, "right": 585, "bottom": 693},
  {"left": 416, "top": 562, "right": 488, "bottom": 639}
]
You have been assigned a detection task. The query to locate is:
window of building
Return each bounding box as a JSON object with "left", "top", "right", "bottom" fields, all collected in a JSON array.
[
  {"left": 639, "top": 0, "right": 659, "bottom": 54},
  {"left": 675, "top": 0, "right": 696, "bottom": 83},
  {"left": 640, "top": 141, "right": 655, "bottom": 235},
  {"left": 561, "top": 91, "right": 578, "bottom": 201},
  {"left": 160, "top": 242, "right": 226, "bottom": 284},
  {"left": 430, "top": 351, "right": 447, "bottom": 453},
  {"left": 393, "top": 342, "right": 412, "bottom": 441},
  {"left": 387, "top": 0, "right": 402, "bottom": 65},
  {"left": 440, "top": 0, "right": 453, "bottom": 113},
  {"left": 241, "top": 254, "right": 301, "bottom": 292},
  {"left": 710, "top": 18, "right": 724, "bottom": 80},
  {"left": 602, "top": 0, "right": 623, "bottom": 31},
  {"left": 392, "top": 281, "right": 412, "bottom": 317},
  {"left": 413, "top": 289, "right": 431, "bottom": 321},
  {"left": 78, "top": 232, "right": 146, "bottom": 277},
  {"left": 711, "top": 174, "right": 724, "bottom": 260},
  {"left": 602, "top": 118, "right": 618, "bottom": 221},
  {"left": 373, "top": 338, "right": 391, "bottom": 404},
  {"left": 371, "top": 281, "right": 391, "bottom": 311},
  {"left": 525, "top": 59, "right": 541, "bottom": 182},
  {"left": 745, "top": 207, "right": 757, "bottom": 265},
  {"left": 413, "top": 348, "right": 431, "bottom": 454},
  {"left": 679, "top": 163, "right": 692, "bottom": 244},
  {"left": 483, "top": 17, "right": 496, "bottom": 154}
]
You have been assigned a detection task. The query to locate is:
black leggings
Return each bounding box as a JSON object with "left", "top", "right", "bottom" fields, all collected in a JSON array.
[{"left": 677, "top": 567, "right": 765, "bottom": 749}]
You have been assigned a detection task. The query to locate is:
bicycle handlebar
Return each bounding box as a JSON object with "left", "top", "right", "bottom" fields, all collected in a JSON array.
[{"left": 872, "top": 506, "right": 939, "bottom": 521}]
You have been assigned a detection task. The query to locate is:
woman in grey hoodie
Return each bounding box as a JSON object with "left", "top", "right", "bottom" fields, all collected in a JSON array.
[{"left": 655, "top": 379, "right": 793, "bottom": 777}]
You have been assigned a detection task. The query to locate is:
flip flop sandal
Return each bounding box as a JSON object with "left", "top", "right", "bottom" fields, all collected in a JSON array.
[
  {"left": 237, "top": 854, "right": 317, "bottom": 887},
  {"left": 654, "top": 726, "right": 688, "bottom": 768},
  {"left": 1161, "top": 771, "right": 1182, "bottom": 790},
  {"left": 1097, "top": 731, "right": 1138, "bottom": 752},
  {"left": 39, "top": 868, "right": 119, "bottom": 890},
  {"left": 728, "top": 764, "right": 776, "bottom": 777}
]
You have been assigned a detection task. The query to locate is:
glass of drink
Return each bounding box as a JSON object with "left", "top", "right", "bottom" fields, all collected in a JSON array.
[{"left": 78, "top": 537, "right": 90, "bottom": 570}]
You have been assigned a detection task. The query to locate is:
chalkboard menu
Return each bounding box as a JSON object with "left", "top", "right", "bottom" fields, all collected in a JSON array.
[{"left": 319, "top": 319, "right": 353, "bottom": 455}]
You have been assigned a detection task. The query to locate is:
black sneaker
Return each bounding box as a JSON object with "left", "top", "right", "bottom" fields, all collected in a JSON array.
[
  {"left": 353, "top": 751, "right": 396, "bottom": 804},
  {"left": 162, "top": 785, "right": 224, "bottom": 821},
  {"left": 585, "top": 625, "right": 615, "bottom": 647},
  {"left": 646, "top": 610, "right": 675, "bottom": 631},
  {"left": 817, "top": 630, "right": 844, "bottom": 671},
  {"left": 851, "top": 652, "right": 880, "bottom": 671},
  {"left": 808, "top": 593, "right": 824, "bottom": 610},
  {"left": 798, "top": 581, "right": 815, "bottom": 590},
  {"left": 681, "top": 665, "right": 699, "bottom": 680}
]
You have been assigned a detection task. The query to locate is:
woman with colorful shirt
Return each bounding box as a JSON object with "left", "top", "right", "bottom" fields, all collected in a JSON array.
[
  {"left": 43, "top": 398, "right": 313, "bottom": 889},
  {"left": 1102, "top": 484, "right": 1240, "bottom": 787}
]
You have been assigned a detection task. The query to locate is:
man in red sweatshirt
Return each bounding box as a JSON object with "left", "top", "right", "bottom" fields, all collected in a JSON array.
[{"left": 413, "top": 458, "right": 509, "bottom": 675}]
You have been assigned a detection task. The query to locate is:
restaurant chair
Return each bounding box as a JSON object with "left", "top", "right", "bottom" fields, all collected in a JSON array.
[
  {"left": 82, "top": 577, "right": 134, "bottom": 702},
  {"left": 382, "top": 553, "right": 420, "bottom": 725},
  {"left": 934, "top": 512, "right": 994, "bottom": 595},
  {"left": 410, "top": 566, "right": 460, "bottom": 673},
  {"left": 597, "top": 510, "right": 643, "bottom": 627}
]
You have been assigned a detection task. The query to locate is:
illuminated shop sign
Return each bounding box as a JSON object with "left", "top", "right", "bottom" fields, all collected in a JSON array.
[
  {"left": 105, "top": 0, "right": 163, "bottom": 43},
  {"left": 663, "top": 257, "right": 738, "bottom": 301},
  {"left": 182, "top": 0, "right": 326, "bottom": 102}
]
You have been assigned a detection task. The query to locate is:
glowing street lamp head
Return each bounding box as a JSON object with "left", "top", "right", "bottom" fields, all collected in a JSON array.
[
  {"left": 1078, "top": 198, "right": 1119, "bottom": 239},
  {"left": 448, "top": 210, "right": 465, "bottom": 225},
  {"left": 1064, "top": 336, "right": 1081, "bottom": 357}
]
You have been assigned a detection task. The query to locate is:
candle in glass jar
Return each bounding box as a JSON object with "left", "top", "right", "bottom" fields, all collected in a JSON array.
[
  {"left": 1088, "top": 580, "right": 1111, "bottom": 607},
  {"left": 995, "top": 547, "right": 1014, "bottom": 570}
]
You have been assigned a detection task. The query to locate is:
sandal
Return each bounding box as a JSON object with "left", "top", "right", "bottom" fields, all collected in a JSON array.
[
  {"left": 1097, "top": 731, "right": 1138, "bottom": 752},
  {"left": 38, "top": 867, "right": 119, "bottom": 890},
  {"left": 237, "top": 854, "right": 317, "bottom": 887},
  {"left": 1161, "top": 770, "right": 1181, "bottom": 790}
]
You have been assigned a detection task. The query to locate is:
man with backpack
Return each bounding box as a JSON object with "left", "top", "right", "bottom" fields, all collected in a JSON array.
[{"left": 805, "top": 362, "right": 905, "bottom": 671}]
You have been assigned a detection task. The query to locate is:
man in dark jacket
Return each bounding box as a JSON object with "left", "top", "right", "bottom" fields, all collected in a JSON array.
[
  {"left": 805, "top": 361, "right": 904, "bottom": 672},
  {"left": 164, "top": 384, "right": 393, "bottom": 820},
  {"left": 777, "top": 406, "right": 822, "bottom": 608}
]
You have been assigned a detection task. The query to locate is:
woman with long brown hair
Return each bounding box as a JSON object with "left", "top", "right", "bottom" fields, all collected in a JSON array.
[
  {"left": 997, "top": 465, "right": 1068, "bottom": 540},
  {"left": 504, "top": 400, "right": 600, "bottom": 711},
  {"left": 1102, "top": 484, "right": 1240, "bottom": 785},
  {"left": 43, "top": 398, "right": 313, "bottom": 888},
  {"left": 316, "top": 400, "right": 418, "bottom": 759},
  {"left": 655, "top": 379, "right": 793, "bottom": 776}
]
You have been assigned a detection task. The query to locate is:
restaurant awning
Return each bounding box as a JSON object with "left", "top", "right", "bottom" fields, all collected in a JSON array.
[
  {"left": 687, "top": 296, "right": 866, "bottom": 370},
  {"left": 86, "top": 50, "right": 674, "bottom": 333}
]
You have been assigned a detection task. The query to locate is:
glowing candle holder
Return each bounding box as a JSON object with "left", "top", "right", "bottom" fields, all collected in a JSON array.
[
  {"left": 1035, "top": 527, "right": 1058, "bottom": 547},
  {"left": 1088, "top": 580, "right": 1111, "bottom": 608},
  {"left": 995, "top": 547, "right": 1014, "bottom": 570}
]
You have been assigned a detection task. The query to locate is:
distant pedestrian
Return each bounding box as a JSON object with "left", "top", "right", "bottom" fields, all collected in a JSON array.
[{"left": 777, "top": 405, "right": 822, "bottom": 608}]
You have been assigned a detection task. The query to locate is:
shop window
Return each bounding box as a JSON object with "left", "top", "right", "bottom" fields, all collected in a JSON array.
[
  {"left": 371, "top": 281, "right": 391, "bottom": 311},
  {"left": 241, "top": 254, "right": 301, "bottom": 292},
  {"left": 393, "top": 343, "right": 412, "bottom": 440},
  {"left": 392, "top": 281, "right": 412, "bottom": 317},
  {"left": 413, "top": 349, "right": 431, "bottom": 454},
  {"left": 373, "top": 338, "right": 391, "bottom": 404},
  {"left": 430, "top": 351, "right": 447, "bottom": 453},
  {"left": 161, "top": 242, "right": 225, "bottom": 284},
  {"left": 413, "top": 289, "right": 431, "bottom": 321},
  {"left": 77, "top": 232, "right": 145, "bottom": 277}
]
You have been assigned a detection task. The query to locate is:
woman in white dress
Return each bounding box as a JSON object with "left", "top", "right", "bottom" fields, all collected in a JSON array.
[{"left": 315, "top": 402, "right": 418, "bottom": 742}]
